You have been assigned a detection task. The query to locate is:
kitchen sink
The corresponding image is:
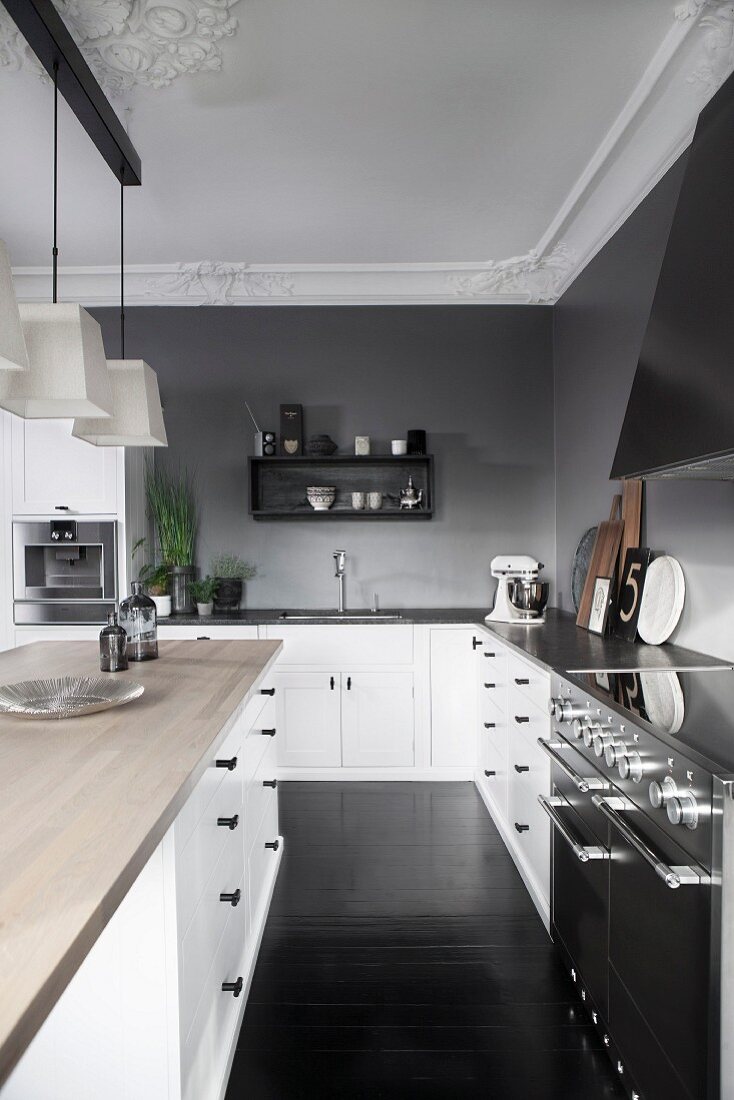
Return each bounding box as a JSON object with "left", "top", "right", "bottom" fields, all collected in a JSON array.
[{"left": 277, "top": 611, "right": 403, "bottom": 621}]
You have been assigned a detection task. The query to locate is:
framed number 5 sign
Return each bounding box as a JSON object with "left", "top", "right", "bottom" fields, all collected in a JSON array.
[{"left": 614, "top": 548, "right": 653, "bottom": 641}]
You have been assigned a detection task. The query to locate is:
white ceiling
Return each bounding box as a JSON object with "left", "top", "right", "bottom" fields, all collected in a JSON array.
[{"left": 2, "top": 1, "right": 732, "bottom": 304}]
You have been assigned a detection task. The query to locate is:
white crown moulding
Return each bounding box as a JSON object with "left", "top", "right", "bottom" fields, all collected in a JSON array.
[
  {"left": 0, "top": 240, "right": 29, "bottom": 370},
  {"left": 72, "top": 359, "right": 168, "bottom": 447},
  {"left": 6, "top": 3, "right": 734, "bottom": 307}
]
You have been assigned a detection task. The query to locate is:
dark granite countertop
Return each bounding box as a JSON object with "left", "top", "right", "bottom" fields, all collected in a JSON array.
[{"left": 158, "top": 607, "right": 729, "bottom": 673}]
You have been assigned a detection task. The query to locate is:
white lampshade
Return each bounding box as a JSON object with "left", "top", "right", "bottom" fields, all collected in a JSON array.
[
  {"left": 0, "top": 240, "right": 29, "bottom": 372},
  {"left": 72, "top": 359, "right": 168, "bottom": 447},
  {"left": 0, "top": 303, "right": 113, "bottom": 418}
]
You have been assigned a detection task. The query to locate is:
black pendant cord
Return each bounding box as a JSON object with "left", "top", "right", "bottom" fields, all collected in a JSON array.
[
  {"left": 52, "top": 60, "right": 59, "bottom": 304},
  {"left": 120, "top": 169, "right": 125, "bottom": 358}
]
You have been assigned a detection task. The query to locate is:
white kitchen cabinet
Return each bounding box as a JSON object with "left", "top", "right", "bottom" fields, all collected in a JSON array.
[
  {"left": 11, "top": 418, "right": 118, "bottom": 515},
  {"left": 274, "top": 671, "right": 342, "bottom": 768},
  {"left": 429, "top": 628, "right": 478, "bottom": 768},
  {"left": 341, "top": 671, "right": 414, "bottom": 767}
]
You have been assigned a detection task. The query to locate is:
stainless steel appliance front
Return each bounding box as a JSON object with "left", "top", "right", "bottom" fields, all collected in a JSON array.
[{"left": 13, "top": 520, "right": 118, "bottom": 624}]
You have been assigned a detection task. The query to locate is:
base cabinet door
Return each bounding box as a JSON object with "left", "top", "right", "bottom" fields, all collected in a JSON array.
[
  {"left": 341, "top": 672, "right": 414, "bottom": 767},
  {"left": 274, "top": 671, "right": 342, "bottom": 768},
  {"left": 430, "top": 628, "right": 478, "bottom": 767}
]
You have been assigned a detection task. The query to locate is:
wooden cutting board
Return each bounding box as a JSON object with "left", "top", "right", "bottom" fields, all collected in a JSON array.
[
  {"left": 576, "top": 496, "right": 624, "bottom": 629},
  {"left": 617, "top": 479, "right": 643, "bottom": 594}
]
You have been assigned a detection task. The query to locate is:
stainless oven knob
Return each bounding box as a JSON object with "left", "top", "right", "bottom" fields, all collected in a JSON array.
[
  {"left": 572, "top": 716, "right": 590, "bottom": 740},
  {"left": 604, "top": 739, "right": 627, "bottom": 768},
  {"left": 649, "top": 776, "right": 677, "bottom": 809},
  {"left": 554, "top": 699, "right": 588, "bottom": 723},
  {"left": 592, "top": 729, "right": 614, "bottom": 757},
  {"left": 548, "top": 697, "right": 563, "bottom": 719},
  {"left": 618, "top": 750, "right": 643, "bottom": 783},
  {"left": 667, "top": 792, "right": 699, "bottom": 829}
]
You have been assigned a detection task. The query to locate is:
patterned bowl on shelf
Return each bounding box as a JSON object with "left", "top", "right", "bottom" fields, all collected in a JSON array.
[
  {"left": 0, "top": 676, "right": 144, "bottom": 720},
  {"left": 306, "top": 486, "right": 336, "bottom": 511}
]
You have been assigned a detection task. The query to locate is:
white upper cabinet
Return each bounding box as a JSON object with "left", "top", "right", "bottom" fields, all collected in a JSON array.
[
  {"left": 429, "top": 628, "right": 479, "bottom": 768},
  {"left": 341, "top": 671, "right": 414, "bottom": 767},
  {"left": 12, "top": 418, "right": 118, "bottom": 515},
  {"left": 274, "top": 671, "right": 342, "bottom": 768}
]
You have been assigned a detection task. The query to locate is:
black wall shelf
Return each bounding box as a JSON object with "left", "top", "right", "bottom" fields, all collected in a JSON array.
[{"left": 248, "top": 455, "right": 434, "bottom": 520}]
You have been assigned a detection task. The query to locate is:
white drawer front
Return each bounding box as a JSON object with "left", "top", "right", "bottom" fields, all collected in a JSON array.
[
  {"left": 508, "top": 772, "right": 550, "bottom": 902},
  {"left": 158, "top": 626, "right": 259, "bottom": 640},
  {"left": 175, "top": 716, "right": 242, "bottom": 855},
  {"left": 507, "top": 653, "right": 550, "bottom": 715},
  {"left": 248, "top": 795, "right": 280, "bottom": 931},
  {"left": 264, "top": 624, "right": 413, "bottom": 667},
  {"left": 242, "top": 722, "right": 275, "bottom": 782},
  {"left": 479, "top": 706, "right": 509, "bottom": 762},
  {"left": 245, "top": 738, "right": 279, "bottom": 841},
  {"left": 479, "top": 739, "right": 508, "bottom": 823},
  {"left": 507, "top": 687, "right": 551, "bottom": 761}
]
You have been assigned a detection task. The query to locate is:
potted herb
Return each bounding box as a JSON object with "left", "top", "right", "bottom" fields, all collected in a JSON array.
[
  {"left": 146, "top": 466, "right": 198, "bottom": 614},
  {"left": 210, "top": 553, "right": 256, "bottom": 612},
  {"left": 189, "top": 576, "right": 219, "bottom": 617},
  {"left": 131, "top": 540, "right": 172, "bottom": 618}
]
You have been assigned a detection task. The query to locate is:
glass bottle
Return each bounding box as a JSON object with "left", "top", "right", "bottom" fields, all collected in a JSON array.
[
  {"left": 99, "top": 610, "right": 129, "bottom": 672},
  {"left": 119, "top": 581, "right": 159, "bottom": 661}
]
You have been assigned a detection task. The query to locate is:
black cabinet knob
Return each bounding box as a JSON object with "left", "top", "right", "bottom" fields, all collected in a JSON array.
[
  {"left": 261, "top": 728, "right": 276, "bottom": 737},
  {"left": 514, "top": 764, "right": 530, "bottom": 773},
  {"left": 265, "top": 839, "right": 280, "bottom": 851},
  {"left": 484, "top": 683, "right": 496, "bottom": 689},
  {"left": 484, "top": 769, "right": 496, "bottom": 777},
  {"left": 346, "top": 676, "right": 352, "bottom": 690},
  {"left": 217, "top": 815, "right": 239, "bottom": 830},
  {"left": 484, "top": 652, "right": 496, "bottom": 658},
  {"left": 260, "top": 687, "right": 275, "bottom": 696},
  {"left": 514, "top": 678, "right": 530, "bottom": 686},
  {"left": 330, "top": 676, "right": 335, "bottom": 690},
  {"left": 219, "top": 888, "right": 241, "bottom": 907},
  {"left": 514, "top": 715, "right": 530, "bottom": 724},
  {"left": 484, "top": 722, "right": 496, "bottom": 729},
  {"left": 514, "top": 823, "right": 530, "bottom": 833},
  {"left": 472, "top": 636, "right": 481, "bottom": 650},
  {"left": 222, "top": 977, "right": 243, "bottom": 997},
  {"left": 216, "top": 757, "right": 238, "bottom": 771},
  {"left": 262, "top": 779, "right": 277, "bottom": 789}
]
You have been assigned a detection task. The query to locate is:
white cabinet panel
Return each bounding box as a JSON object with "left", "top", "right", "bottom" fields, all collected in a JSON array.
[
  {"left": 274, "top": 671, "right": 342, "bottom": 768},
  {"left": 430, "top": 628, "right": 478, "bottom": 768},
  {"left": 264, "top": 624, "right": 413, "bottom": 667},
  {"left": 341, "top": 672, "right": 414, "bottom": 767},
  {"left": 159, "top": 626, "right": 259, "bottom": 641},
  {"left": 12, "top": 418, "right": 118, "bottom": 515}
]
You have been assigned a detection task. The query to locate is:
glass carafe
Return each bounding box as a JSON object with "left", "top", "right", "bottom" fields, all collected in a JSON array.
[
  {"left": 119, "top": 582, "right": 158, "bottom": 661},
  {"left": 99, "top": 610, "right": 128, "bottom": 672}
]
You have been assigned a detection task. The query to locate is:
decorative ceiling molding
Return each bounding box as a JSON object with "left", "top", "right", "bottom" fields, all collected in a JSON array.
[
  {"left": 448, "top": 245, "right": 575, "bottom": 304},
  {"left": 145, "top": 262, "right": 295, "bottom": 304},
  {"left": 0, "top": 0, "right": 241, "bottom": 93}
]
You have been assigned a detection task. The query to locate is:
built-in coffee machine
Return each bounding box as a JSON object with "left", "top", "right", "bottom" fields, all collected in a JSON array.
[{"left": 13, "top": 519, "right": 118, "bottom": 624}]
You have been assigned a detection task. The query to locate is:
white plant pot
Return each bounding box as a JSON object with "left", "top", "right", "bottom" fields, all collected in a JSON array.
[
  {"left": 151, "top": 595, "right": 172, "bottom": 618},
  {"left": 197, "top": 602, "right": 214, "bottom": 617}
]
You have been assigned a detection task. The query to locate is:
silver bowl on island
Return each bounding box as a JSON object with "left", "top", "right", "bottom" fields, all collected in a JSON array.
[{"left": 507, "top": 579, "right": 549, "bottom": 619}]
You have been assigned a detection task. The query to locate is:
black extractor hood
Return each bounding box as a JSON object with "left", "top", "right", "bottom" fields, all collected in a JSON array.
[{"left": 611, "top": 69, "right": 734, "bottom": 480}]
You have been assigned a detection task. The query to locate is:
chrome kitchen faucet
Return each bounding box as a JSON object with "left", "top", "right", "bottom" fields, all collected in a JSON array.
[{"left": 333, "top": 549, "right": 346, "bottom": 613}]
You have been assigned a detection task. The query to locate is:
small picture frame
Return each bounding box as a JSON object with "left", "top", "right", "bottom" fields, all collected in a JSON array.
[{"left": 588, "top": 576, "right": 612, "bottom": 635}]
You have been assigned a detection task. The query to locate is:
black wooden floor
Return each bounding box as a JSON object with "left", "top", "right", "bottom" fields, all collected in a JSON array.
[{"left": 226, "top": 782, "right": 626, "bottom": 1099}]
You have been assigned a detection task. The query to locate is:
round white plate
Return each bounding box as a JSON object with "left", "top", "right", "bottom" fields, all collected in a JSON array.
[
  {"left": 637, "top": 555, "right": 685, "bottom": 645},
  {"left": 639, "top": 671, "right": 685, "bottom": 734}
]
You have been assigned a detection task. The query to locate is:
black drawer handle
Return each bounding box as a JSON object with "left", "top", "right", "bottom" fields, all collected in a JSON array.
[
  {"left": 330, "top": 676, "right": 335, "bottom": 690},
  {"left": 484, "top": 770, "right": 496, "bottom": 777},
  {"left": 484, "top": 683, "right": 496, "bottom": 689},
  {"left": 347, "top": 676, "right": 352, "bottom": 690},
  {"left": 515, "top": 716, "right": 530, "bottom": 724},
  {"left": 222, "top": 977, "right": 243, "bottom": 997},
  {"left": 514, "top": 764, "right": 530, "bottom": 773},
  {"left": 217, "top": 815, "right": 239, "bottom": 830},
  {"left": 262, "top": 779, "right": 277, "bottom": 788},
  {"left": 219, "top": 889, "right": 241, "bottom": 907},
  {"left": 484, "top": 652, "right": 496, "bottom": 658},
  {"left": 261, "top": 687, "right": 275, "bottom": 696},
  {"left": 484, "top": 722, "right": 496, "bottom": 729},
  {"left": 54, "top": 505, "right": 69, "bottom": 511},
  {"left": 216, "top": 756, "right": 238, "bottom": 771},
  {"left": 515, "top": 678, "right": 530, "bottom": 686},
  {"left": 261, "top": 728, "right": 276, "bottom": 737},
  {"left": 472, "top": 636, "right": 481, "bottom": 650},
  {"left": 197, "top": 635, "right": 210, "bottom": 640},
  {"left": 265, "top": 839, "right": 280, "bottom": 851},
  {"left": 514, "top": 823, "right": 530, "bottom": 833}
]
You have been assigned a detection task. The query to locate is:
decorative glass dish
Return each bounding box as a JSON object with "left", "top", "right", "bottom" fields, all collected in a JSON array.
[{"left": 0, "top": 676, "right": 144, "bottom": 720}]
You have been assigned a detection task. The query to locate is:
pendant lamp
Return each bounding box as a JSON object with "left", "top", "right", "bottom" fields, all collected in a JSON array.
[
  {"left": 72, "top": 173, "right": 167, "bottom": 447},
  {"left": 0, "top": 63, "right": 113, "bottom": 420},
  {"left": 0, "top": 240, "right": 29, "bottom": 372}
]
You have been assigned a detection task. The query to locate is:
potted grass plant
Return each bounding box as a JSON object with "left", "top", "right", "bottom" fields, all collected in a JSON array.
[
  {"left": 189, "top": 576, "right": 219, "bottom": 617},
  {"left": 210, "top": 553, "right": 257, "bottom": 612},
  {"left": 146, "top": 466, "right": 198, "bottom": 614}
]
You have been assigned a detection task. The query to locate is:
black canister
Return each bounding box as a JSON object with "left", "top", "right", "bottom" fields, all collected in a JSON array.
[{"left": 99, "top": 610, "right": 129, "bottom": 672}]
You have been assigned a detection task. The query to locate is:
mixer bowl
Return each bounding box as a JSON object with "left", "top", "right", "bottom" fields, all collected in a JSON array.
[{"left": 507, "top": 579, "right": 549, "bottom": 618}]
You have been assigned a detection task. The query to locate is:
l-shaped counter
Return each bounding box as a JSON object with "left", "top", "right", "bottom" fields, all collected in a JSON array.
[{"left": 0, "top": 609, "right": 726, "bottom": 1099}]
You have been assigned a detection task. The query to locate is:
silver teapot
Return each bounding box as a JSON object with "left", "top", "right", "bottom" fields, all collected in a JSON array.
[{"left": 399, "top": 476, "right": 423, "bottom": 510}]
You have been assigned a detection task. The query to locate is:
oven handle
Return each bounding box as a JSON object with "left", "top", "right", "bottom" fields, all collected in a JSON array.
[
  {"left": 538, "top": 795, "right": 608, "bottom": 862},
  {"left": 536, "top": 738, "right": 606, "bottom": 793},
  {"left": 592, "top": 795, "right": 707, "bottom": 889}
]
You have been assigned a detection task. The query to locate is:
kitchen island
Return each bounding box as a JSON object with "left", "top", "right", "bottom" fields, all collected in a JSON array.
[{"left": 0, "top": 638, "right": 282, "bottom": 1097}]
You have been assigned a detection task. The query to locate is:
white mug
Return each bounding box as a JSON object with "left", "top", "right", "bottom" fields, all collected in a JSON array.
[
  {"left": 368, "top": 492, "right": 383, "bottom": 510},
  {"left": 352, "top": 492, "right": 366, "bottom": 510},
  {"left": 355, "top": 436, "right": 371, "bottom": 456},
  {"left": 391, "top": 439, "right": 407, "bottom": 455}
]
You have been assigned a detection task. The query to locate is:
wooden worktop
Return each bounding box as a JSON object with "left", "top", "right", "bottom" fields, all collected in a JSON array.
[{"left": 0, "top": 638, "right": 281, "bottom": 1087}]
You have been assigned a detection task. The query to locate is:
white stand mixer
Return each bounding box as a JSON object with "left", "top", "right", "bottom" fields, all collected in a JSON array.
[{"left": 486, "top": 555, "right": 547, "bottom": 624}]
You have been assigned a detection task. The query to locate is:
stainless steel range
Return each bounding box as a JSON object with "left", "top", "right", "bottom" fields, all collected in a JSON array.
[{"left": 544, "top": 667, "right": 734, "bottom": 1100}]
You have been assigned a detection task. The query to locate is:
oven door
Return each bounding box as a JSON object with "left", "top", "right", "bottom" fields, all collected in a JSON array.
[{"left": 593, "top": 794, "right": 712, "bottom": 1100}]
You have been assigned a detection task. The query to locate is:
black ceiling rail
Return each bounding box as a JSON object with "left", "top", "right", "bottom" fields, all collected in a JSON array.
[{"left": 3, "top": 0, "right": 141, "bottom": 185}]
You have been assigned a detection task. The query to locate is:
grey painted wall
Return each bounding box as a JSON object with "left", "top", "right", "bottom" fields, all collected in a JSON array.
[
  {"left": 555, "top": 152, "right": 734, "bottom": 662},
  {"left": 94, "top": 306, "right": 555, "bottom": 610}
]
